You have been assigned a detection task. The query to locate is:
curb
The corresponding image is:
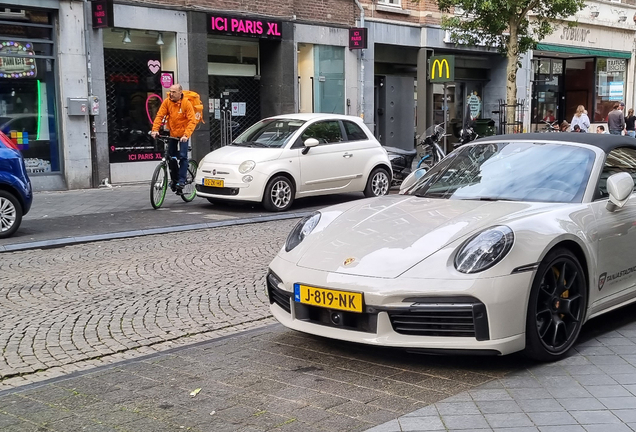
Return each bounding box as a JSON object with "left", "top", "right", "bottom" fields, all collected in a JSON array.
[{"left": 0, "top": 212, "right": 310, "bottom": 253}]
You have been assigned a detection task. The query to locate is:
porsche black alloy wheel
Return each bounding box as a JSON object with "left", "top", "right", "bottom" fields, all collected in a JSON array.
[{"left": 525, "top": 248, "right": 587, "bottom": 361}]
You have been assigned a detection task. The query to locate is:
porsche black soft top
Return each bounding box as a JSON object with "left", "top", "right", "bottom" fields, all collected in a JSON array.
[{"left": 475, "top": 133, "right": 636, "bottom": 154}]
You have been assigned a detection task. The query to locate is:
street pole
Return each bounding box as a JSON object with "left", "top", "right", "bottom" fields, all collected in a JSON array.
[
  {"left": 83, "top": 0, "right": 98, "bottom": 188},
  {"left": 354, "top": 0, "right": 364, "bottom": 120},
  {"left": 443, "top": 82, "right": 447, "bottom": 154}
]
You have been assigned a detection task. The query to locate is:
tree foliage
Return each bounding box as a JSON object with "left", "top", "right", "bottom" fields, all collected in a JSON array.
[{"left": 437, "top": 0, "right": 585, "bottom": 58}]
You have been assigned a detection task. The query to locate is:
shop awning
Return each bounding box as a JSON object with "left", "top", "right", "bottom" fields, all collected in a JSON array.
[{"left": 535, "top": 43, "right": 631, "bottom": 59}]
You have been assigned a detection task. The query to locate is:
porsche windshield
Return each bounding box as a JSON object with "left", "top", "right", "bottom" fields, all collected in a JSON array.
[
  {"left": 406, "top": 142, "right": 596, "bottom": 203},
  {"left": 232, "top": 119, "right": 306, "bottom": 148}
]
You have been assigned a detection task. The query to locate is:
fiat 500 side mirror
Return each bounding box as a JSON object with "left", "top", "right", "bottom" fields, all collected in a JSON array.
[
  {"left": 606, "top": 172, "right": 634, "bottom": 212},
  {"left": 302, "top": 138, "right": 319, "bottom": 155}
]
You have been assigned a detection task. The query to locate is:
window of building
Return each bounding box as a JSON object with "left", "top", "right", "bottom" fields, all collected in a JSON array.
[
  {"left": 378, "top": 0, "right": 401, "bottom": 5},
  {"left": 103, "top": 29, "right": 177, "bottom": 164},
  {"left": 0, "top": 9, "right": 59, "bottom": 174},
  {"left": 595, "top": 58, "right": 626, "bottom": 123}
]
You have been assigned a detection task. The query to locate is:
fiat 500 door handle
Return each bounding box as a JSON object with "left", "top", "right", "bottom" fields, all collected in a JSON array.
[{"left": 343, "top": 152, "right": 353, "bottom": 158}]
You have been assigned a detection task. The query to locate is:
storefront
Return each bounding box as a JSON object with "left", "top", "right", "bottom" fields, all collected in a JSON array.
[
  {"left": 0, "top": 7, "right": 59, "bottom": 177},
  {"left": 530, "top": 22, "right": 634, "bottom": 130},
  {"left": 93, "top": 4, "right": 189, "bottom": 183},
  {"left": 205, "top": 14, "right": 293, "bottom": 151}
]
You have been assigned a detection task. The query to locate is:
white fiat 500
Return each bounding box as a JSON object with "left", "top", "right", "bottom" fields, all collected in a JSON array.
[
  {"left": 195, "top": 114, "right": 392, "bottom": 211},
  {"left": 267, "top": 133, "right": 636, "bottom": 361}
]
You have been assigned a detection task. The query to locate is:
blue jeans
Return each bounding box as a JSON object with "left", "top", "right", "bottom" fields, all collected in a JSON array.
[
  {"left": 168, "top": 138, "right": 189, "bottom": 184},
  {"left": 610, "top": 130, "right": 622, "bottom": 135},
  {"left": 628, "top": 130, "right": 636, "bottom": 138}
]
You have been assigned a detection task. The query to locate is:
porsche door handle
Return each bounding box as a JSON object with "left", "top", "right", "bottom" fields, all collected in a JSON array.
[{"left": 343, "top": 153, "right": 353, "bottom": 158}]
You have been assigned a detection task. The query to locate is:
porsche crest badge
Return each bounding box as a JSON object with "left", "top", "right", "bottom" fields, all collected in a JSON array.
[{"left": 343, "top": 258, "right": 356, "bottom": 266}]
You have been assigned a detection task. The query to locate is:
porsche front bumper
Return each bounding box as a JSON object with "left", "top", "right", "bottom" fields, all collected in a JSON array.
[{"left": 267, "top": 255, "right": 534, "bottom": 356}]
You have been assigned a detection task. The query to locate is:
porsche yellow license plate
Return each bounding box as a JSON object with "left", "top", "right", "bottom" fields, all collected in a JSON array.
[
  {"left": 294, "top": 284, "right": 363, "bottom": 313},
  {"left": 203, "top": 178, "right": 224, "bottom": 187}
]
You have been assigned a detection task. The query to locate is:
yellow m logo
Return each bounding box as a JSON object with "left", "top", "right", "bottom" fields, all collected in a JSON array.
[{"left": 431, "top": 59, "right": 450, "bottom": 79}]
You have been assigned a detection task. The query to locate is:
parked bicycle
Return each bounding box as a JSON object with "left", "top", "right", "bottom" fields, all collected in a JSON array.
[
  {"left": 540, "top": 119, "right": 560, "bottom": 132},
  {"left": 150, "top": 133, "right": 198, "bottom": 209}
]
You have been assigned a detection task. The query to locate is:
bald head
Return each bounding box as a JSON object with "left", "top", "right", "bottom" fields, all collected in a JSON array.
[{"left": 168, "top": 83, "right": 183, "bottom": 102}]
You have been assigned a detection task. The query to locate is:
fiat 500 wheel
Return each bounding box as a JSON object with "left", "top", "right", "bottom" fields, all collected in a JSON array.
[
  {"left": 364, "top": 167, "right": 390, "bottom": 197},
  {"left": 0, "top": 190, "right": 22, "bottom": 239},
  {"left": 524, "top": 248, "right": 587, "bottom": 361},
  {"left": 263, "top": 175, "right": 294, "bottom": 212}
]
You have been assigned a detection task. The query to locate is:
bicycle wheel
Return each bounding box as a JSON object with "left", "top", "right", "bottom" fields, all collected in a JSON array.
[
  {"left": 181, "top": 159, "right": 198, "bottom": 202},
  {"left": 150, "top": 163, "right": 168, "bottom": 209}
]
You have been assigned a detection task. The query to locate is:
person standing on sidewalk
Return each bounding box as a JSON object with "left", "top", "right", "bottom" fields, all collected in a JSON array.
[
  {"left": 151, "top": 84, "right": 197, "bottom": 193},
  {"left": 608, "top": 103, "right": 625, "bottom": 136},
  {"left": 570, "top": 105, "right": 590, "bottom": 133},
  {"left": 625, "top": 108, "right": 636, "bottom": 138}
]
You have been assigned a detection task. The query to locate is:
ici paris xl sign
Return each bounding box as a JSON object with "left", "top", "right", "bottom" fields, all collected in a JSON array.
[{"left": 208, "top": 15, "right": 283, "bottom": 39}]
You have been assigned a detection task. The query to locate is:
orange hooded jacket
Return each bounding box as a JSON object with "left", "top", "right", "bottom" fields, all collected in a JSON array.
[{"left": 151, "top": 96, "right": 196, "bottom": 139}]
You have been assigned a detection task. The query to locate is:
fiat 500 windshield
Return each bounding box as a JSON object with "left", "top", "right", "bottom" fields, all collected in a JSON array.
[
  {"left": 407, "top": 142, "right": 596, "bottom": 203},
  {"left": 232, "top": 119, "right": 306, "bottom": 148}
]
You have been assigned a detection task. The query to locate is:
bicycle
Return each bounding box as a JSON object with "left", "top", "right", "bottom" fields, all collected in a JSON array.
[
  {"left": 416, "top": 124, "right": 447, "bottom": 170},
  {"left": 150, "top": 134, "right": 198, "bottom": 209},
  {"left": 540, "top": 119, "right": 559, "bottom": 132}
]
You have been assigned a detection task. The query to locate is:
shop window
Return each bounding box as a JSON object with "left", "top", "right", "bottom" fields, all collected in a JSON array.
[
  {"left": 0, "top": 9, "right": 59, "bottom": 174},
  {"left": 103, "top": 29, "right": 178, "bottom": 163},
  {"left": 595, "top": 58, "right": 626, "bottom": 123}
]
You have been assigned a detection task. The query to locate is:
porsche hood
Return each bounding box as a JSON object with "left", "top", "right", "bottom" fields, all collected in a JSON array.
[{"left": 295, "top": 195, "right": 555, "bottom": 278}]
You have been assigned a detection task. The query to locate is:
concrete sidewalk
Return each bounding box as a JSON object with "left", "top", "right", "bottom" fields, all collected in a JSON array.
[
  {"left": 0, "top": 184, "right": 366, "bottom": 252},
  {"left": 369, "top": 304, "right": 636, "bottom": 432}
]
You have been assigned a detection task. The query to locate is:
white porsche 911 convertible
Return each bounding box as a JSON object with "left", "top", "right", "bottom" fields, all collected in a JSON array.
[{"left": 267, "top": 133, "right": 636, "bottom": 361}]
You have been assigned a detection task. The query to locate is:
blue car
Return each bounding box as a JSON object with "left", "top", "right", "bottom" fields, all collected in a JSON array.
[{"left": 0, "top": 131, "right": 32, "bottom": 238}]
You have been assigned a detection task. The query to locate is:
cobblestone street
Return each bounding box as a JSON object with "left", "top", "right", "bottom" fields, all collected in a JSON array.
[{"left": 0, "top": 219, "right": 297, "bottom": 388}]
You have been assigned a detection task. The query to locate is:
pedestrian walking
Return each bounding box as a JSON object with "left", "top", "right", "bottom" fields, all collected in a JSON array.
[
  {"left": 607, "top": 103, "right": 625, "bottom": 136},
  {"left": 625, "top": 108, "right": 636, "bottom": 138},
  {"left": 570, "top": 105, "right": 590, "bottom": 133}
]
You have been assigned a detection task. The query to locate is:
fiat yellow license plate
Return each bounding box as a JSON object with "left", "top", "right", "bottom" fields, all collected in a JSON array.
[
  {"left": 203, "top": 178, "right": 224, "bottom": 187},
  {"left": 294, "top": 284, "right": 363, "bottom": 313}
]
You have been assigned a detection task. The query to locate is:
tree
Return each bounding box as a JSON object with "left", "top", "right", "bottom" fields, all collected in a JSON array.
[{"left": 436, "top": 0, "right": 585, "bottom": 131}]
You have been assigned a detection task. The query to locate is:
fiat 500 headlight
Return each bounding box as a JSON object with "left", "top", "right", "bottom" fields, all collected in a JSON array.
[
  {"left": 454, "top": 226, "right": 514, "bottom": 274},
  {"left": 285, "top": 212, "right": 321, "bottom": 252},
  {"left": 239, "top": 160, "right": 256, "bottom": 174}
]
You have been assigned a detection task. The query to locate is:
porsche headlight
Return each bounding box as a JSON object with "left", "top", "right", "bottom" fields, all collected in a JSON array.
[
  {"left": 454, "top": 226, "right": 514, "bottom": 274},
  {"left": 285, "top": 212, "right": 321, "bottom": 252},
  {"left": 239, "top": 160, "right": 256, "bottom": 174}
]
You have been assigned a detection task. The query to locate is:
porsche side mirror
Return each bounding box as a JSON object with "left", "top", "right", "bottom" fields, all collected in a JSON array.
[
  {"left": 606, "top": 172, "right": 634, "bottom": 212},
  {"left": 302, "top": 138, "right": 319, "bottom": 155},
  {"left": 399, "top": 168, "right": 427, "bottom": 194}
]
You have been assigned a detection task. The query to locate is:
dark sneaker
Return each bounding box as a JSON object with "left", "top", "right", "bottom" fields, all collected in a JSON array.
[
  {"left": 169, "top": 181, "right": 177, "bottom": 192},
  {"left": 175, "top": 183, "right": 184, "bottom": 195}
]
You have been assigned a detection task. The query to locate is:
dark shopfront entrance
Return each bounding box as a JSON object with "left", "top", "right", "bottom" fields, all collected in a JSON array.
[{"left": 208, "top": 76, "right": 260, "bottom": 150}]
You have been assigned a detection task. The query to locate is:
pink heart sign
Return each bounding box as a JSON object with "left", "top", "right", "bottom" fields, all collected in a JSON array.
[{"left": 147, "top": 60, "right": 160, "bottom": 74}]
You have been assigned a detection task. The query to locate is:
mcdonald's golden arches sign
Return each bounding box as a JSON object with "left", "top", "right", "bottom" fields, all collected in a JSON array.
[{"left": 429, "top": 55, "right": 455, "bottom": 83}]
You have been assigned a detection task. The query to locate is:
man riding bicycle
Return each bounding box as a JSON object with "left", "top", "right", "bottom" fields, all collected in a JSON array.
[{"left": 151, "top": 83, "right": 197, "bottom": 194}]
